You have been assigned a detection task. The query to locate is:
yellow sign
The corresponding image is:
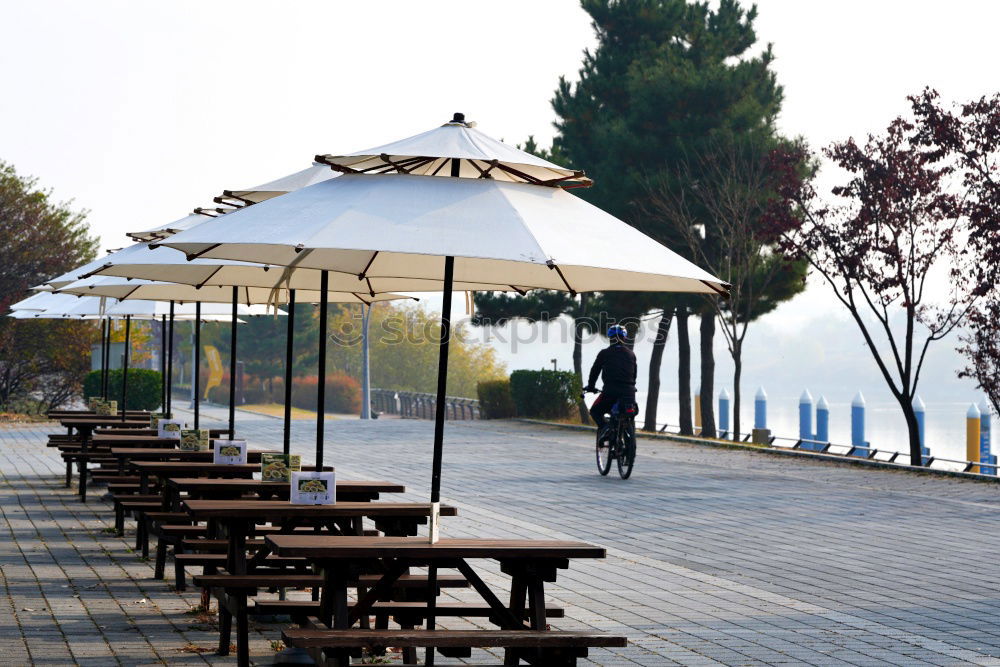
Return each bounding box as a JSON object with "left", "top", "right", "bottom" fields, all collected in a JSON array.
[{"left": 204, "top": 345, "right": 224, "bottom": 400}]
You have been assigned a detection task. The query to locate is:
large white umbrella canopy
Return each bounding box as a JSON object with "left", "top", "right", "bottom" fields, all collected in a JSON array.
[
  {"left": 58, "top": 296, "right": 258, "bottom": 320},
  {"left": 317, "top": 113, "right": 591, "bottom": 187},
  {"left": 162, "top": 115, "right": 726, "bottom": 543},
  {"left": 162, "top": 172, "right": 725, "bottom": 295},
  {"left": 87, "top": 240, "right": 529, "bottom": 294},
  {"left": 59, "top": 275, "right": 409, "bottom": 306},
  {"left": 220, "top": 162, "right": 339, "bottom": 206},
  {"left": 10, "top": 291, "right": 80, "bottom": 312},
  {"left": 127, "top": 211, "right": 214, "bottom": 243}
]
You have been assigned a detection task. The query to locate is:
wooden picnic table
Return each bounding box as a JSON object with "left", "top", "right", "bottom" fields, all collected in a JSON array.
[
  {"left": 267, "top": 535, "right": 605, "bottom": 661},
  {"left": 93, "top": 428, "right": 231, "bottom": 437},
  {"left": 185, "top": 500, "right": 459, "bottom": 666},
  {"left": 163, "top": 477, "right": 406, "bottom": 509},
  {"left": 130, "top": 461, "right": 262, "bottom": 492},
  {"left": 112, "top": 447, "right": 279, "bottom": 476},
  {"left": 93, "top": 433, "right": 228, "bottom": 447},
  {"left": 59, "top": 417, "right": 153, "bottom": 501}
]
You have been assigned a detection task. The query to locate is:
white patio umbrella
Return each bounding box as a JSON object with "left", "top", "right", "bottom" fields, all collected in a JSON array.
[
  {"left": 10, "top": 291, "right": 81, "bottom": 312},
  {"left": 127, "top": 210, "right": 215, "bottom": 243},
  {"left": 59, "top": 274, "right": 412, "bottom": 450},
  {"left": 162, "top": 114, "right": 727, "bottom": 547},
  {"left": 217, "top": 162, "right": 339, "bottom": 206}
]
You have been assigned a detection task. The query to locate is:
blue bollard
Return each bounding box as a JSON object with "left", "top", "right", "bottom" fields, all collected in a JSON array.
[
  {"left": 718, "top": 388, "right": 730, "bottom": 439},
  {"left": 799, "top": 389, "right": 814, "bottom": 450},
  {"left": 816, "top": 395, "right": 830, "bottom": 448},
  {"left": 754, "top": 386, "right": 767, "bottom": 430},
  {"left": 913, "top": 395, "right": 928, "bottom": 464},
  {"left": 980, "top": 399, "right": 993, "bottom": 475},
  {"left": 851, "top": 391, "right": 867, "bottom": 457}
]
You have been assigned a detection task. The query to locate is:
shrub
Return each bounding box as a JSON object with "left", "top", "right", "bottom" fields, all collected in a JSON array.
[
  {"left": 477, "top": 379, "right": 515, "bottom": 419},
  {"left": 508, "top": 369, "right": 581, "bottom": 420},
  {"left": 290, "top": 374, "right": 362, "bottom": 414},
  {"left": 83, "top": 369, "right": 163, "bottom": 411}
]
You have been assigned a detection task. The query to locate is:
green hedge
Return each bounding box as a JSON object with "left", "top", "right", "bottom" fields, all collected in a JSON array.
[
  {"left": 477, "top": 379, "right": 515, "bottom": 419},
  {"left": 83, "top": 369, "right": 163, "bottom": 411},
  {"left": 508, "top": 369, "right": 581, "bottom": 419}
]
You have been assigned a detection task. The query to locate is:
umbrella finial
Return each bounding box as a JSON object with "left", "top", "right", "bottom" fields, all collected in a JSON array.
[{"left": 452, "top": 112, "right": 465, "bottom": 123}]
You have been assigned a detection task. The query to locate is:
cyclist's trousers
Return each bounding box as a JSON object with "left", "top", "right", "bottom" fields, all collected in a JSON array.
[{"left": 590, "top": 390, "right": 637, "bottom": 429}]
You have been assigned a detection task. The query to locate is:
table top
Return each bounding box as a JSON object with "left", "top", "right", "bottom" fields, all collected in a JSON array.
[
  {"left": 94, "top": 429, "right": 231, "bottom": 437},
  {"left": 60, "top": 418, "right": 151, "bottom": 428},
  {"left": 165, "top": 478, "right": 405, "bottom": 494},
  {"left": 129, "top": 461, "right": 331, "bottom": 474},
  {"left": 266, "top": 535, "right": 606, "bottom": 559},
  {"left": 113, "top": 448, "right": 277, "bottom": 460},
  {"left": 182, "top": 499, "right": 457, "bottom": 519}
]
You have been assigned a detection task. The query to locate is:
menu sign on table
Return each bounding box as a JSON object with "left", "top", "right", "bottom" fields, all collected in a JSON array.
[
  {"left": 95, "top": 400, "right": 117, "bottom": 416},
  {"left": 213, "top": 440, "right": 248, "bottom": 465},
  {"left": 87, "top": 397, "right": 101, "bottom": 411},
  {"left": 148, "top": 412, "right": 171, "bottom": 428},
  {"left": 157, "top": 419, "right": 185, "bottom": 439},
  {"left": 260, "top": 453, "right": 301, "bottom": 482},
  {"left": 290, "top": 471, "right": 335, "bottom": 505},
  {"left": 178, "top": 428, "right": 210, "bottom": 451}
]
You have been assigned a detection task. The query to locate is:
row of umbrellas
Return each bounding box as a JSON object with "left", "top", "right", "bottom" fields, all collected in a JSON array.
[{"left": 10, "top": 113, "right": 725, "bottom": 540}]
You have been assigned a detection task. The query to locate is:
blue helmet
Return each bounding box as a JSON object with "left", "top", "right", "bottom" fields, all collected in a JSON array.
[{"left": 607, "top": 324, "right": 628, "bottom": 340}]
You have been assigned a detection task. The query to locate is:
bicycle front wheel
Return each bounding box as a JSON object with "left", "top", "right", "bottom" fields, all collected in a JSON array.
[
  {"left": 617, "top": 420, "right": 636, "bottom": 479},
  {"left": 596, "top": 426, "right": 613, "bottom": 476}
]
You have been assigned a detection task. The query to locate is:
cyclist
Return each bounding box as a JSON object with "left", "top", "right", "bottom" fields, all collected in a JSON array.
[{"left": 584, "top": 324, "right": 638, "bottom": 438}]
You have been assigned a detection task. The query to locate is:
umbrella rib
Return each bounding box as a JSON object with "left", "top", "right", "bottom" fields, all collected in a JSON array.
[
  {"left": 357, "top": 252, "right": 379, "bottom": 280},
  {"left": 352, "top": 292, "right": 372, "bottom": 306},
  {"left": 314, "top": 154, "right": 360, "bottom": 174},
  {"left": 493, "top": 163, "right": 545, "bottom": 186},
  {"left": 546, "top": 260, "right": 577, "bottom": 296},
  {"left": 182, "top": 244, "right": 221, "bottom": 260},
  {"left": 365, "top": 277, "right": 375, "bottom": 297},
  {"left": 701, "top": 279, "right": 730, "bottom": 297},
  {"left": 429, "top": 158, "right": 448, "bottom": 176},
  {"left": 508, "top": 285, "right": 527, "bottom": 296},
  {"left": 195, "top": 265, "right": 224, "bottom": 289},
  {"left": 80, "top": 263, "right": 112, "bottom": 280}
]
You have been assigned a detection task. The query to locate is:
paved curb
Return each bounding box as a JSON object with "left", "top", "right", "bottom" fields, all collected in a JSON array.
[{"left": 513, "top": 418, "right": 1000, "bottom": 484}]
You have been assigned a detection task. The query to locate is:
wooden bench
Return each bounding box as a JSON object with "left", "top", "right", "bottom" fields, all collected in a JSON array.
[
  {"left": 255, "top": 598, "right": 565, "bottom": 622},
  {"left": 282, "top": 628, "right": 627, "bottom": 665}
]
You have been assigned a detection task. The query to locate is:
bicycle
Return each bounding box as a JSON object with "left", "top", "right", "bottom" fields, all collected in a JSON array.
[{"left": 583, "top": 389, "right": 636, "bottom": 479}]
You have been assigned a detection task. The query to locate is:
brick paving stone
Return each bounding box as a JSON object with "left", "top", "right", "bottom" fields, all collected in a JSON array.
[{"left": 5, "top": 410, "right": 1000, "bottom": 665}]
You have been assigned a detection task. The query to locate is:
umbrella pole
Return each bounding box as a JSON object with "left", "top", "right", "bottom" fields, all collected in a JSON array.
[
  {"left": 194, "top": 302, "right": 201, "bottom": 430},
  {"left": 121, "top": 315, "right": 131, "bottom": 422},
  {"left": 160, "top": 314, "right": 167, "bottom": 412},
  {"left": 228, "top": 287, "right": 237, "bottom": 439},
  {"left": 429, "top": 255, "right": 455, "bottom": 542},
  {"left": 360, "top": 303, "right": 371, "bottom": 419},
  {"left": 167, "top": 301, "right": 174, "bottom": 416},
  {"left": 316, "top": 272, "right": 329, "bottom": 468},
  {"left": 283, "top": 289, "right": 296, "bottom": 456},
  {"left": 103, "top": 319, "right": 111, "bottom": 400},
  {"left": 99, "top": 318, "right": 108, "bottom": 400}
]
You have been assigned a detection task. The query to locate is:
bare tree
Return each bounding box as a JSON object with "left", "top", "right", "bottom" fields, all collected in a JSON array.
[{"left": 643, "top": 139, "right": 806, "bottom": 440}]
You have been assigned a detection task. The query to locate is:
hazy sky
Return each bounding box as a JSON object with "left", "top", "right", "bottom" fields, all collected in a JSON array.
[{"left": 3, "top": 0, "right": 998, "bottom": 441}]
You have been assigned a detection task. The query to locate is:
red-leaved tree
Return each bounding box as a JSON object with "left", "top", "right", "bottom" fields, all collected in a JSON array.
[{"left": 766, "top": 98, "right": 979, "bottom": 465}]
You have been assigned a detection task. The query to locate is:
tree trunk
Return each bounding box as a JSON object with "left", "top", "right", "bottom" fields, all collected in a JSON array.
[
  {"left": 899, "top": 395, "right": 924, "bottom": 466},
  {"left": 732, "top": 349, "right": 742, "bottom": 442},
  {"left": 699, "top": 312, "right": 717, "bottom": 438},
  {"left": 574, "top": 294, "right": 590, "bottom": 424},
  {"left": 677, "top": 308, "right": 693, "bottom": 435},
  {"left": 643, "top": 310, "right": 673, "bottom": 431}
]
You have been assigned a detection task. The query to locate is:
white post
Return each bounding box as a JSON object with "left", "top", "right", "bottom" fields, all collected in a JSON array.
[{"left": 360, "top": 303, "right": 372, "bottom": 420}]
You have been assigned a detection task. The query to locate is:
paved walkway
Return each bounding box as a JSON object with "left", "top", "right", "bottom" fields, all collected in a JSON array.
[{"left": 4, "top": 410, "right": 1000, "bottom": 665}]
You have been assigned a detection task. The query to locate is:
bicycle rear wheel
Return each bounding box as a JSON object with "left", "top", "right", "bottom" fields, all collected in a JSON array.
[
  {"left": 596, "top": 424, "right": 613, "bottom": 476},
  {"left": 617, "top": 419, "right": 636, "bottom": 479}
]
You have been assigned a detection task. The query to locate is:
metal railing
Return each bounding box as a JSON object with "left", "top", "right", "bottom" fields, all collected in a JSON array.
[
  {"left": 653, "top": 421, "right": 999, "bottom": 478},
  {"left": 370, "top": 388, "right": 481, "bottom": 421}
]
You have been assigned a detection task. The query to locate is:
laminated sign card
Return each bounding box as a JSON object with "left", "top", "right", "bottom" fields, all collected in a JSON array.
[
  {"left": 260, "top": 454, "right": 301, "bottom": 483},
  {"left": 95, "top": 400, "right": 117, "bottom": 416},
  {"left": 290, "top": 471, "right": 336, "bottom": 505},
  {"left": 179, "top": 428, "right": 210, "bottom": 451},
  {"left": 213, "top": 440, "right": 247, "bottom": 465},
  {"left": 149, "top": 412, "right": 170, "bottom": 429},
  {"left": 158, "top": 419, "right": 185, "bottom": 439}
]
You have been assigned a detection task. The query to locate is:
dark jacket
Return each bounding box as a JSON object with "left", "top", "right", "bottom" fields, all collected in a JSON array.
[{"left": 587, "top": 343, "right": 637, "bottom": 394}]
